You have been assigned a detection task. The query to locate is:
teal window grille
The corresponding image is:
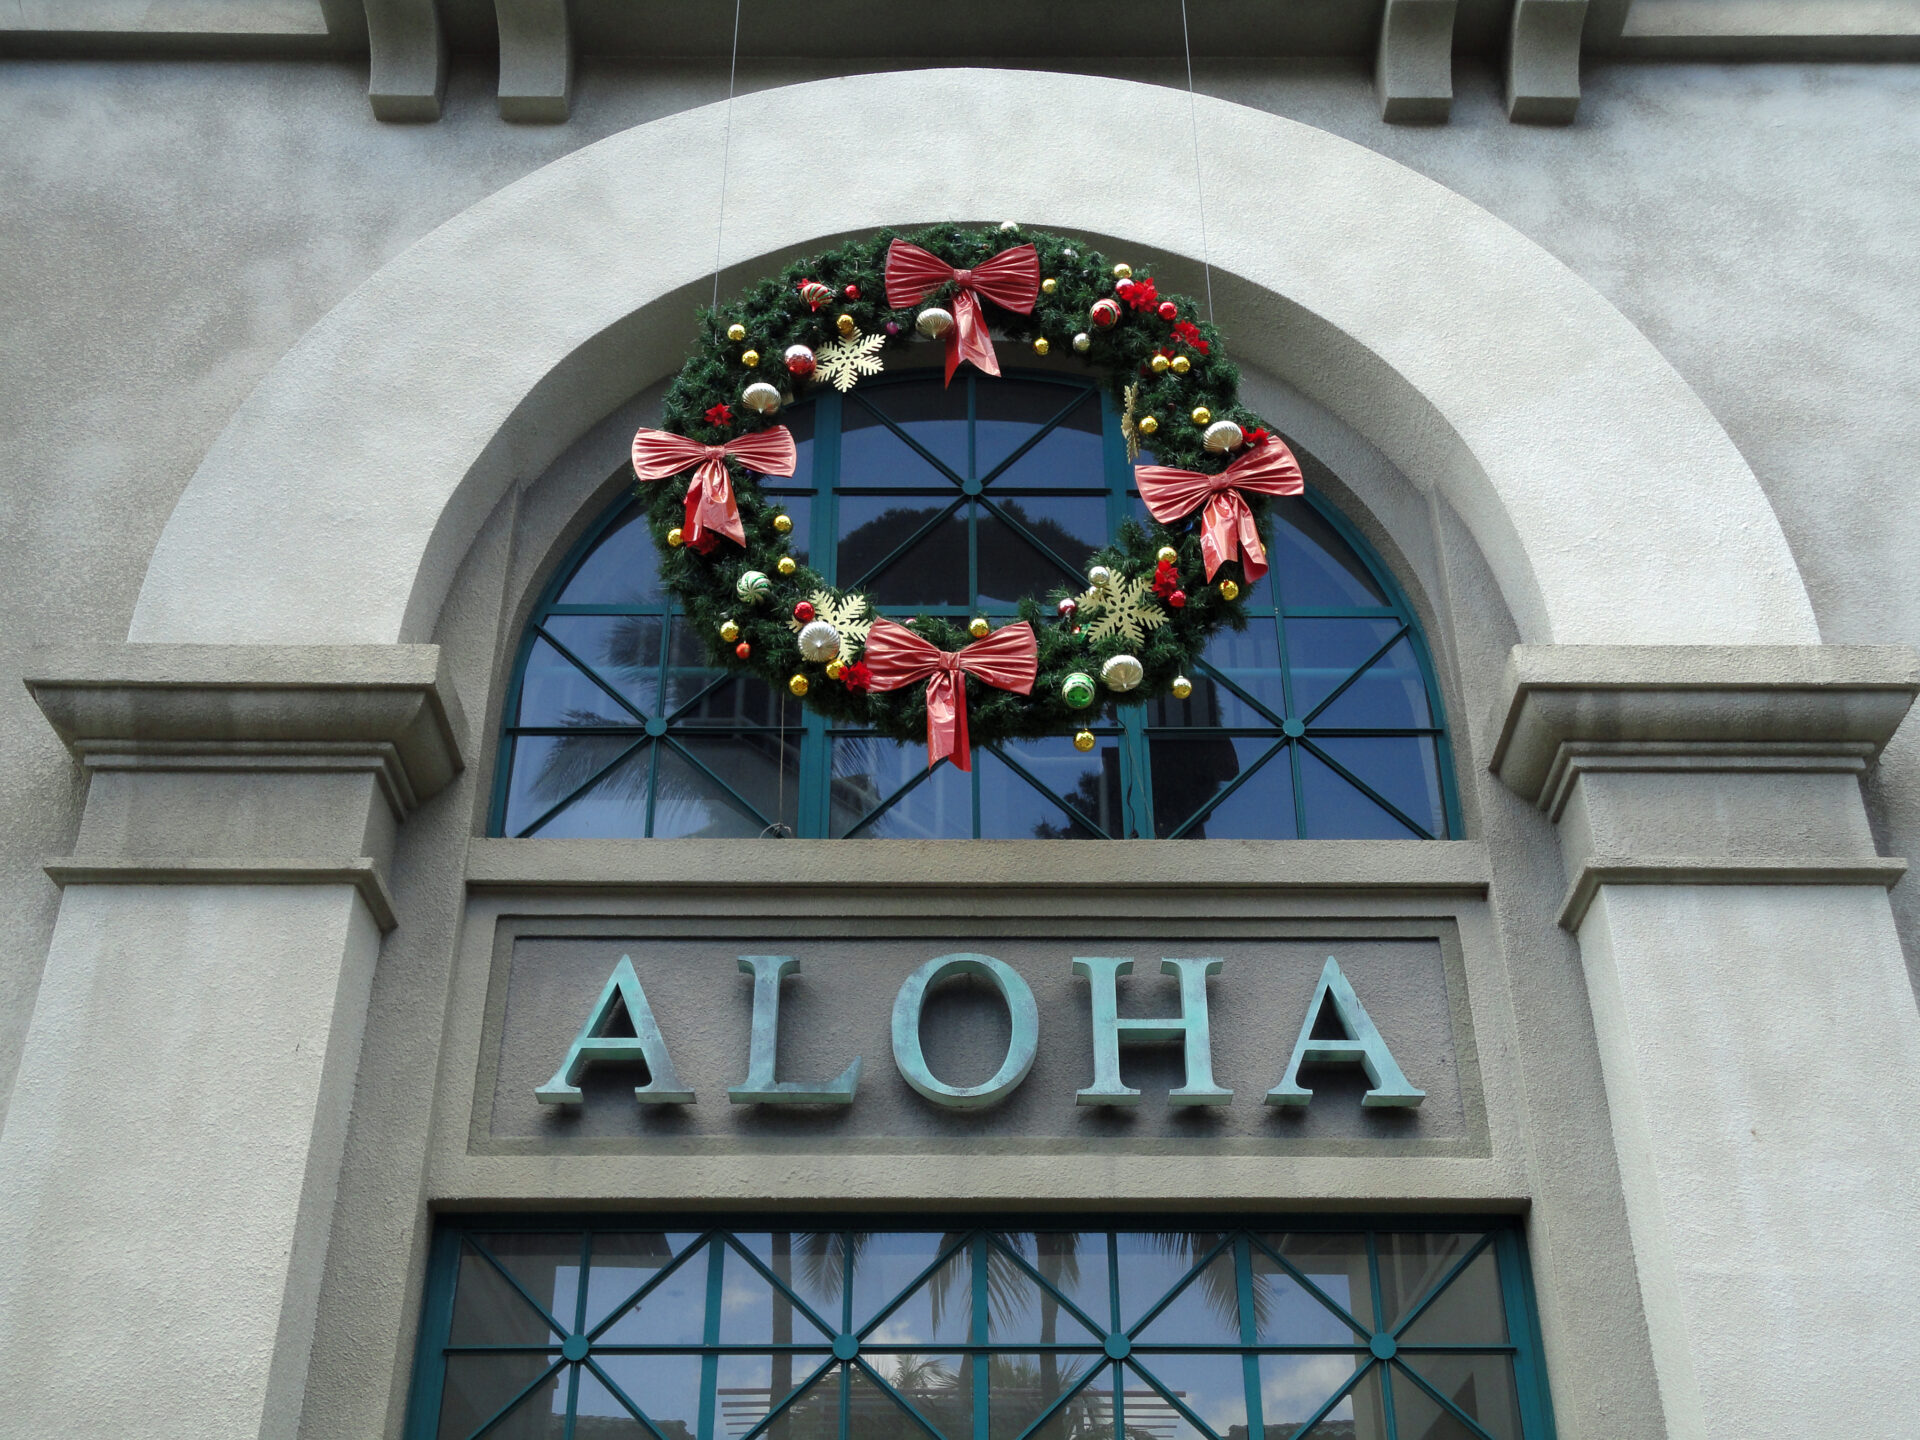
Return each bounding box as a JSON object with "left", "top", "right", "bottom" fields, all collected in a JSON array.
[
  {"left": 408, "top": 1218, "right": 1555, "bottom": 1440},
  {"left": 491, "top": 373, "right": 1459, "bottom": 840}
]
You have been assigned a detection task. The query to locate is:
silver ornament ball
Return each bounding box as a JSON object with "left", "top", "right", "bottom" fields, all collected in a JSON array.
[
  {"left": 1100, "top": 653, "right": 1145, "bottom": 693},
  {"left": 916, "top": 306, "right": 955, "bottom": 340},
  {"left": 741, "top": 381, "right": 782, "bottom": 415},
  {"left": 1087, "top": 565, "right": 1113, "bottom": 588},
  {"left": 1203, "top": 419, "right": 1246, "bottom": 453},
  {"left": 796, "top": 620, "right": 842, "bottom": 663},
  {"left": 1072, "top": 332, "right": 1091, "bottom": 353}
]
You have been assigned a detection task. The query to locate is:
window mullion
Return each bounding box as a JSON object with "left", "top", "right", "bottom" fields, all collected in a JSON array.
[
  {"left": 696, "top": 1242, "right": 725, "bottom": 1440},
  {"left": 971, "top": 1232, "right": 990, "bottom": 1440},
  {"left": 1234, "top": 1234, "right": 1266, "bottom": 1440},
  {"left": 1118, "top": 704, "right": 1154, "bottom": 838}
]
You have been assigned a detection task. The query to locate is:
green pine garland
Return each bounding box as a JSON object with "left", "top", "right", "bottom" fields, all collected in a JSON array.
[{"left": 641, "top": 222, "right": 1280, "bottom": 749}]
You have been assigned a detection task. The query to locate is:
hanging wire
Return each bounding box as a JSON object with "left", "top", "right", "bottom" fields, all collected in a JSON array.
[
  {"left": 1178, "top": 0, "right": 1217, "bottom": 324},
  {"left": 760, "top": 692, "right": 794, "bottom": 838},
  {"left": 710, "top": 0, "right": 745, "bottom": 312}
]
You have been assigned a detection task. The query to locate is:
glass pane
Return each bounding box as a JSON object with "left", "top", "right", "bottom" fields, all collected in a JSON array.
[
  {"left": 994, "top": 1233, "right": 1109, "bottom": 1337},
  {"left": 717, "top": 1240, "right": 838, "bottom": 1343},
  {"left": 1268, "top": 500, "right": 1389, "bottom": 610},
  {"left": 1181, "top": 747, "right": 1296, "bottom": 840},
  {"left": 865, "top": 1241, "right": 972, "bottom": 1346},
  {"left": 504, "top": 733, "right": 640, "bottom": 836},
  {"left": 760, "top": 401, "right": 816, "bottom": 488},
  {"left": 1377, "top": 1235, "right": 1486, "bottom": 1334},
  {"left": 978, "top": 740, "right": 1112, "bottom": 840},
  {"left": 985, "top": 390, "right": 1106, "bottom": 489},
  {"left": 849, "top": 1232, "right": 967, "bottom": 1335},
  {"left": 1400, "top": 1248, "right": 1507, "bottom": 1347},
  {"left": 517, "top": 636, "right": 645, "bottom": 728},
  {"left": 837, "top": 496, "right": 967, "bottom": 602},
  {"left": 1283, "top": 619, "right": 1404, "bottom": 717},
  {"left": 983, "top": 1244, "right": 1103, "bottom": 1343},
  {"left": 1256, "top": 1235, "right": 1375, "bottom": 1333},
  {"left": 1133, "top": 1249, "right": 1241, "bottom": 1346},
  {"left": 1128, "top": 1354, "right": 1245, "bottom": 1440},
  {"left": 591, "top": 1354, "right": 706, "bottom": 1440},
  {"left": 556, "top": 502, "right": 665, "bottom": 607},
  {"left": 1148, "top": 736, "right": 1288, "bottom": 840},
  {"left": 762, "top": 489, "right": 814, "bottom": 570},
  {"left": 1299, "top": 747, "right": 1422, "bottom": 840},
  {"left": 651, "top": 740, "right": 790, "bottom": 839},
  {"left": 451, "top": 1237, "right": 569, "bottom": 1346},
  {"left": 865, "top": 1353, "right": 971, "bottom": 1440},
  {"left": 733, "top": 1232, "right": 853, "bottom": 1336},
  {"left": 837, "top": 746, "right": 972, "bottom": 840},
  {"left": 1391, "top": 1356, "right": 1523, "bottom": 1440},
  {"left": 1309, "top": 738, "right": 1444, "bottom": 840},
  {"left": 522, "top": 743, "right": 651, "bottom": 840},
  {"left": 584, "top": 1233, "right": 702, "bottom": 1331},
  {"left": 1267, "top": 1358, "right": 1383, "bottom": 1440},
  {"left": 1311, "top": 638, "right": 1434, "bottom": 730},
  {"left": 853, "top": 380, "right": 970, "bottom": 478},
  {"left": 437, "top": 1354, "right": 563, "bottom": 1440},
  {"left": 774, "top": 1364, "right": 846, "bottom": 1440},
  {"left": 599, "top": 1239, "right": 713, "bottom": 1346},
  {"left": 975, "top": 380, "right": 1091, "bottom": 479},
  {"left": 1120, "top": 1362, "right": 1213, "bottom": 1440},
  {"left": 541, "top": 616, "right": 664, "bottom": 718},
  {"left": 1189, "top": 626, "right": 1287, "bottom": 726},
  {"left": 1115, "top": 1233, "right": 1235, "bottom": 1341},
  {"left": 990, "top": 1353, "right": 1103, "bottom": 1440},
  {"left": 469, "top": 1234, "right": 583, "bottom": 1332},
  {"left": 572, "top": 1365, "right": 649, "bottom": 1440},
  {"left": 1249, "top": 1251, "right": 1365, "bottom": 1345},
  {"left": 665, "top": 620, "right": 782, "bottom": 724},
  {"left": 718, "top": 1351, "right": 834, "bottom": 1440},
  {"left": 978, "top": 498, "right": 1105, "bottom": 603}
]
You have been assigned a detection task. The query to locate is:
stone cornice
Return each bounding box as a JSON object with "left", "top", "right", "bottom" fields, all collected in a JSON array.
[
  {"left": 1489, "top": 645, "right": 1920, "bottom": 815},
  {"left": 25, "top": 643, "right": 467, "bottom": 817}
]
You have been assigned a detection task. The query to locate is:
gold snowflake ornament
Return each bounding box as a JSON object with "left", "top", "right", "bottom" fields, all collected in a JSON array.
[
  {"left": 812, "top": 330, "right": 888, "bottom": 393},
  {"left": 1074, "top": 568, "right": 1169, "bottom": 647},
  {"left": 787, "top": 589, "right": 874, "bottom": 660}
]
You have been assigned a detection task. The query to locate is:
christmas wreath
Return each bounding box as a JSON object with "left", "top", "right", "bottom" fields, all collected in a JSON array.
[{"left": 633, "top": 223, "right": 1304, "bottom": 771}]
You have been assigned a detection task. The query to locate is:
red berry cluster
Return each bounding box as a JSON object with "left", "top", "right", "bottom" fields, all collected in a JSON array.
[
  {"left": 840, "top": 660, "right": 873, "bottom": 692},
  {"left": 1152, "top": 557, "right": 1189, "bottom": 609},
  {"left": 703, "top": 403, "right": 734, "bottom": 428},
  {"left": 1170, "top": 320, "right": 1210, "bottom": 355},
  {"left": 1117, "top": 275, "right": 1160, "bottom": 312}
]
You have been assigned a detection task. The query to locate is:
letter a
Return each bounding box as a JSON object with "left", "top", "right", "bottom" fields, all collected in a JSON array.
[
  {"left": 1267, "top": 957, "right": 1424, "bottom": 1108},
  {"left": 535, "top": 955, "right": 694, "bottom": 1105}
]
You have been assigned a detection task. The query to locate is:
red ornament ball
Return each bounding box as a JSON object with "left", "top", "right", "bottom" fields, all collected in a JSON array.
[
  {"left": 793, "top": 601, "right": 816, "bottom": 623},
  {"left": 784, "top": 343, "right": 817, "bottom": 379},
  {"left": 1170, "top": 590, "right": 1188, "bottom": 609},
  {"left": 844, "top": 283, "right": 861, "bottom": 300},
  {"left": 1114, "top": 277, "right": 1135, "bottom": 298},
  {"left": 1056, "top": 597, "right": 1078, "bottom": 619},
  {"left": 735, "top": 641, "right": 752, "bottom": 659},
  {"left": 1157, "top": 300, "right": 1178, "bottom": 321},
  {"left": 1090, "top": 298, "right": 1121, "bottom": 329}
]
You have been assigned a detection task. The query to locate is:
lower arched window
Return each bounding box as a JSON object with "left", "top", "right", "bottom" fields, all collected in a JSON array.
[{"left": 491, "top": 373, "right": 1457, "bottom": 840}]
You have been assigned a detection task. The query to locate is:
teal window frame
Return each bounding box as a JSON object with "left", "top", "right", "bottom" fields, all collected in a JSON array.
[
  {"left": 490, "top": 371, "right": 1461, "bottom": 841},
  {"left": 405, "top": 1215, "right": 1556, "bottom": 1440}
]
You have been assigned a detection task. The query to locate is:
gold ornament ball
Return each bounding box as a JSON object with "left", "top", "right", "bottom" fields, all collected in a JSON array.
[
  {"left": 1218, "top": 579, "right": 1241, "bottom": 601},
  {"left": 1032, "top": 337, "right": 1050, "bottom": 356},
  {"left": 772, "top": 513, "right": 793, "bottom": 534},
  {"left": 1150, "top": 354, "right": 1171, "bottom": 374},
  {"left": 666, "top": 526, "right": 685, "bottom": 548},
  {"left": 1192, "top": 406, "right": 1213, "bottom": 425},
  {"left": 727, "top": 322, "right": 747, "bottom": 342},
  {"left": 1112, "top": 263, "right": 1133, "bottom": 279},
  {"left": 1041, "top": 277, "right": 1057, "bottom": 295},
  {"left": 836, "top": 313, "right": 857, "bottom": 337},
  {"left": 720, "top": 620, "right": 740, "bottom": 642},
  {"left": 741, "top": 348, "right": 760, "bottom": 367},
  {"left": 1139, "top": 415, "right": 1159, "bottom": 435},
  {"left": 1171, "top": 355, "right": 1191, "bottom": 375},
  {"left": 968, "top": 617, "right": 991, "bottom": 639},
  {"left": 1073, "top": 729, "right": 1097, "bottom": 753},
  {"left": 1172, "top": 675, "right": 1194, "bottom": 700},
  {"left": 1156, "top": 545, "right": 1178, "bottom": 565},
  {"left": 825, "top": 660, "right": 845, "bottom": 681},
  {"left": 776, "top": 556, "right": 798, "bottom": 576},
  {"left": 789, "top": 674, "right": 810, "bottom": 697}
]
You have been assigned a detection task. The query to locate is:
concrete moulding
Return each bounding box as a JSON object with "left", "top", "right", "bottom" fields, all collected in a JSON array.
[
  {"left": 1376, "top": 0, "right": 1457, "bottom": 124},
  {"left": 1489, "top": 644, "right": 1920, "bottom": 812},
  {"left": 1556, "top": 854, "right": 1907, "bottom": 929},
  {"left": 365, "top": 0, "right": 446, "bottom": 122},
  {"left": 23, "top": 642, "right": 468, "bottom": 817},
  {"left": 1507, "top": 0, "right": 1589, "bottom": 124},
  {"left": 496, "top": 0, "right": 573, "bottom": 123},
  {"left": 43, "top": 857, "right": 399, "bottom": 931}
]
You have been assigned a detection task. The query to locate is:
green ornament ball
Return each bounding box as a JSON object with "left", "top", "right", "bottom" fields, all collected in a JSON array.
[
  {"left": 1062, "top": 671, "right": 1097, "bottom": 709},
  {"left": 736, "top": 570, "right": 771, "bottom": 604}
]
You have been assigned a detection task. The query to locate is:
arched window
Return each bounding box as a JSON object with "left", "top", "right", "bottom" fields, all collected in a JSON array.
[{"left": 492, "top": 373, "right": 1458, "bottom": 840}]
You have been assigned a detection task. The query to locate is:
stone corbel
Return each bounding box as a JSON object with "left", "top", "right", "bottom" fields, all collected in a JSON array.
[
  {"left": 365, "top": 0, "right": 446, "bottom": 122},
  {"left": 1376, "top": 0, "right": 1458, "bottom": 123},
  {"left": 1507, "top": 0, "right": 1589, "bottom": 124},
  {"left": 26, "top": 643, "right": 467, "bottom": 931},
  {"left": 496, "top": 0, "right": 573, "bottom": 122},
  {"left": 1490, "top": 644, "right": 1919, "bottom": 927}
]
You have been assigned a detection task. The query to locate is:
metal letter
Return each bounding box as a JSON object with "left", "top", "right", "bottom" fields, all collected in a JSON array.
[
  {"left": 1073, "top": 957, "right": 1233, "bottom": 1107},
  {"left": 727, "top": 955, "right": 861, "bottom": 1105},
  {"left": 1267, "top": 956, "right": 1425, "bottom": 1108},
  {"left": 535, "top": 955, "right": 694, "bottom": 1105},
  {"left": 890, "top": 953, "right": 1039, "bottom": 1109}
]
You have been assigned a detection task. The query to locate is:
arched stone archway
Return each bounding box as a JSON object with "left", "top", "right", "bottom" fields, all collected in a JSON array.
[{"left": 126, "top": 67, "right": 1816, "bottom": 649}]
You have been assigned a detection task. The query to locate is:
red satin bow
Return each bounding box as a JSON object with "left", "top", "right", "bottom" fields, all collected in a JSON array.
[
  {"left": 1135, "top": 440, "right": 1305, "bottom": 583},
  {"left": 862, "top": 618, "right": 1039, "bottom": 772},
  {"left": 884, "top": 239, "right": 1040, "bottom": 386},
  {"left": 631, "top": 426, "right": 797, "bottom": 553}
]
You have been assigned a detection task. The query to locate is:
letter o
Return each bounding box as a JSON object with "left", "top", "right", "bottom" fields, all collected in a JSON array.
[{"left": 890, "top": 953, "right": 1039, "bottom": 1109}]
